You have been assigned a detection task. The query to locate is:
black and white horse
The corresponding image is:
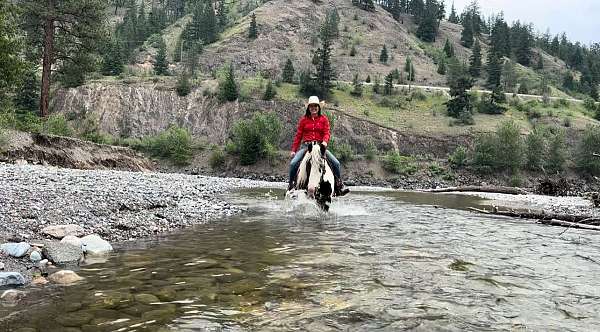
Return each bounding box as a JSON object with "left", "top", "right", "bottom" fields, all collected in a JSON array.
[{"left": 289, "top": 142, "right": 335, "bottom": 211}]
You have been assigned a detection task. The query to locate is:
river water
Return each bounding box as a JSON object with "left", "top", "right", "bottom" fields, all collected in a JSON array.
[{"left": 2, "top": 189, "right": 600, "bottom": 331}]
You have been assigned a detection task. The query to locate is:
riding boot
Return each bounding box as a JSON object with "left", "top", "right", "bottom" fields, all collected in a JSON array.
[{"left": 335, "top": 178, "right": 350, "bottom": 196}]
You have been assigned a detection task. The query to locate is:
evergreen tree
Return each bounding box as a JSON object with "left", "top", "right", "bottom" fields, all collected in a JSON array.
[
  {"left": 405, "top": 57, "right": 412, "bottom": 74},
  {"left": 352, "top": 0, "right": 376, "bottom": 11},
  {"left": 448, "top": 1, "right": 459, "bottom": 23},
  {"left": 248, "top": 13, "right": 258, "bottom": 39},
  {"left": 380, "top": 44, "right": 389, "bottom": 64},
  {"left": 437, "top": 57, "right": 446, "bottom": 75},
  {"left": 282, "top": 59, "right": 295, "bottom": 83},
  {"left": 350, "top": 45, "right": 357, "bottom": 56},
  {"left": 315, "top": 19, "right": 335, "bottom": 99},
  {"left": 562, "top": 72, "right": 575, "bottom": 91},
  {"left": 217, "top": 0, "right": 229, "bottom": 30},
  {"left": 536, "top": 55, "right": 544, "bottom": 70},
  {"left": 0, "top": 1, "right": 24, "bottom": 100},
  {"left": 199, "top": 1, "right": 218, "bottom": 44},
  {"left": 502, "top": 60, "right": 517, "bottom": 92},
  {"left": 550, "top": 36, "right": 560, "bottom": 56},
  {"left": 416, "top": 0, "right": 440, "bottom": 42},
  {"left": 446, "top": 58, "right": 474, "bottom": 124},
  {"left": 263, "top": 80, "right": 276, "bottom": 100},
  {"left": 443, "top": 39, "right": 454, "bottom": 58},
  {"left": 461, "top": 14, "right": 474, "bottom": 48},
  {"left": 409, "top": 0, "right": 425, "bottom": 21},
  {"left": 373, "top": 75, "right": 381, "bottom": 94},
  {"left": 490, "top": 15, "right": 510, "bottom": 58},
  {"left": 173, "top": 36, "right": 183, "bottom": 63},
  {"left": 154, "top": 39, "right": 169, "bottom": 75},
  {"left": 21, "top": 0, "right": 107, "bottom": 117},
  {"left": 350, "top": 73, "right": 363, "bottom": 97},
  {"left": 14, "top": 66, "right": 39, "bottom": 113},
  {"left": 220, "top": 63, "right": 238, "bottom": 102},
  {"left": 365, "top": 75, "right": 371, "bottom": 83},
  {"left": 486, "top": 52, "right": 502, "bottom": 88},
  {"left": 368, "top": 53, "right": 373, "bottom": 64},
  {"left": 384, "top": 71, "right": 394, "bottom": 95},
  {"left": 102, "top": 38, "right": 124, "bottom": 76},
  {"left": 511, "top": 22, "right": 532, "bottom": 66},
  {"left": 469, "top": 40, "right": 482, "bottom": 78},
  {"left": 408, "top": 63, "right": 416, "bottom": 81}
]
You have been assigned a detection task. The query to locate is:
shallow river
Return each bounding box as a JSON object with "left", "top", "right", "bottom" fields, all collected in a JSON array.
[{"left": 2, "top": 189, "right": 600, "bottom": 331}]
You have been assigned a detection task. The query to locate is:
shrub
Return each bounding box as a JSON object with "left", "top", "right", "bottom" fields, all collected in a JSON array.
[
  {"left": 176, "top": 73, "right": 192, "bottom": 96},
  {"left": 476, "top": 98, "right": 508, "bottom": 114},
  {"left": 410, "top": 90, "right": 427, "bottom": 101},
  {"left": 584, "top": 97, "right": 596, "bottom": 111},
  {"left": 546, "top": 128, "right": 567, "bottom": 173},
  {"left": 0, "top": 126, "right": 8, "bottom": 152},
  {"left": 525, "top": 126, "right": 546, "bottom": 171},
  {"left": 383, "top": 152, "right": 418, "bottom": 175},
  {"left": 263, "top": 80, "right": 277, "bottom": 100},
  {"left": 448, "top": 145, "right": 468, "bottom": 168},
  {"left": 15, "top": 112, "right": 43, "bottom": 133},
  {"left": 365, "top": 141, "right": 377, "bottom": 161},
  {"left": 143, "top": 126, "right": 193, "bottom": 165},
  {"left": 472, "top": 133, "right": 497, "bottom": 173},
  {"left": 230, "top": 113, "right": 282, "bottom": 165},
  {"left": 44, "top": 114, "right": 74, "bottom": 137},
  {"left": 495, "top": 121, "right": 524, "bottom": 171},
  {"left": 428, "top": 162, "right": 446, "bottom": 176},
  {"left": 332, "top": 142, "right": 354, "bottom": 164},
  {"left": 576, "top": 125, "right": 600, "bottom": 175},
  {"left": 209, "top": 149, "right": 225, "bottom": 169},
  {"left": 553, "top": 98, "right": 569, "bottom": 108}
]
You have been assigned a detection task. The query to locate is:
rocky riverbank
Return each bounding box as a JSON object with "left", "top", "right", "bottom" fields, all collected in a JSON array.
[{"left": 0, "top": 162, "right": 282, "bottom": 288}]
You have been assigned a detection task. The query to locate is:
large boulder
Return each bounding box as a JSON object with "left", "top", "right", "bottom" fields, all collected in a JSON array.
[
  {"left": 0, "top": 272, "right": 26, "bottom": 287},
  {"left": 42, "top": 243, "right": 83, "bottom": 266},
  {"left": 60, "top": 235, "right": 83, "bottom": 249},
  {"left": 81, "top": 234, "right": 113, "bottom": 255},
  {"left": 40, "top": 224, "right": 85, "bottom": 239},
  {"left": 48, "top": 270, "right": 84, "bottom": 285},
  {"left": 1, "top": 242, "right": 31, "bottom": 258}
]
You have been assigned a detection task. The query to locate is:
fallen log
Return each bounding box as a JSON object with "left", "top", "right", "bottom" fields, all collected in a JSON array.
[
  {"left": 467, "top": 207, "right": 600, "bottom": 231},
  {"left": 424, "top": 186, "right": 529, "bottom": 195}
]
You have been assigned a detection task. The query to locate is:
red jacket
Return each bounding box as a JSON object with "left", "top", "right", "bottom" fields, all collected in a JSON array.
[{"left": 291, "top": 115, "right": 331, "bottom": 152}]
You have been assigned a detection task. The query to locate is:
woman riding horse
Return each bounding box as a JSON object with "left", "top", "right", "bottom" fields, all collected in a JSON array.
[{"left": 288, "top": 96, "right": 350, "bottom": 197}]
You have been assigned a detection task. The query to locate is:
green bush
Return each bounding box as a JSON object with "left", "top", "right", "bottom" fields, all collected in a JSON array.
[
  {"left": 176, "top": 73, "right": 192, "bottom": 96},
  {"left": 230, "top": 113, "right": 282, "bottom": 165},
  {"left": 44, "top": 114, "right": 74, "bottom": 137},
  {"left": 365, "top": 141, "right": 377, "bottom": 161},
  {"left": 209, "top": 149, "right": 225, "bottom": 169},
  {"left": 142, "top": 126, "right": 193, "bottom": 165},
  {"left": 495, "top": 121, "right": 524, "bottom": 171},
  {"left": 0, "top": 126, "right": 8, "bottom": 152},
  {"left": 472, "top": 133, "right": 497, "bottom": 173},
  {"left": 525, "top": 126, "right": 546, "bottom": 171},
  {"left": 15, "top": 112, "right": 43, "bottom": 133},
  {"left": 448, "top": 145, "right": 468, "bottom": 168},
  {"left": 332, "top": 142, "right": 354, "bottom": 164},
  {"left": 410, "top": 90, "right": 427, "bottom": 101},
  {"left": 428, "top": 162, "right": 446, "bottom": 176},
  {"left": 383, "top": 152, "right": 418, "bottom": 175},
  {"left": 576, "top": 125, "right": 600, "bottom": 175},
  {"left": 553, "top": 98, "right": 569, "bottom": 108},
  {"left": 583, "top": 97, "right": 596, "bottom": 111},
  {"left": 546, "top": 128, "right": 567, "bottom": 173}
]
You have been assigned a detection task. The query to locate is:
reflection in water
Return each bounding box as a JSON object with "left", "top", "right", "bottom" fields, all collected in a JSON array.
[{"left": 2, "top": 189, "right": 600, "bottom": 331}]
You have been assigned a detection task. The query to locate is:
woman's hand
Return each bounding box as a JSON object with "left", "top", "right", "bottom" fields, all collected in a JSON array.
[{"left": 290, "top": 151, "right": 296, "bottom": 158}]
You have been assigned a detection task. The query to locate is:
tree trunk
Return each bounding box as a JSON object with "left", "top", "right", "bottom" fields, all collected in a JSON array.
[
  {"left": 423, "top": 186, "right": 530, "bottom": 195},
  {"left": 40, "top": 0, "right": 55, "bottom": 118}
]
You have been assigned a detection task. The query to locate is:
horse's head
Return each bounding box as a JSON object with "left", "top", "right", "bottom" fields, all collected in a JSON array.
[{"left": 296, "top": 142, "right": 335, "bottom": 210}]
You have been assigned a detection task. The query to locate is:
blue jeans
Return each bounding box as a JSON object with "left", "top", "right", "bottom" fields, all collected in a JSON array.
[{"left": 289, "top": 146, "right": 341, "bottom": 181}]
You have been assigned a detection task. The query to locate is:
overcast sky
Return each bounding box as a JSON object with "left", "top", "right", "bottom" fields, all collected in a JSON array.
[{"left": 450, "top": 0, "right": 600, "bottom": 44}]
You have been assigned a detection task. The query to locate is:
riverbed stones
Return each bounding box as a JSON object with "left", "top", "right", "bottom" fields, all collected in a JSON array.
[
  {"left": 0, "top": 272, "right": 25, "bottom": 286},
  {"left": 29, "top": 250, "right": 42, "bottom": 262},
  {"left": 42, "top": 242, "right": 83, "bottom": 266},
  {"left": 55, "top": 311, "right": 93, "bottom": 327},
  {"left": 61, "top": 235, "right": 83, "bottom": 249},
  {"left": 1, "top": 242, "right": 31, "bottom": 258},
  {"left": 48, "top": 270, "right": 84, "bottom": 284},
  {"left": 41, "top": 224, "right": 85, "bottom": 239},
  {"left": 1, "top": 289, "right": 26, "bottom": 304},
  {"left": 134, "top": 293, "right": 160, "bottom": 305},
  {"left": 81, "top": 234, "right": 113, "bottom": 255},
  {"left": 31, "top": 276, "right": 49, "bottom": 286}
]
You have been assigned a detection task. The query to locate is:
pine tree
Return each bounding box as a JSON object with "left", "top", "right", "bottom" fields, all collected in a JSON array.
[
  {"left": 486, "top": 51, "right": 502, "bottom": 88},
  {"left": 248, "top": 13, "right": 258, "bottom": 39},
  {"left": 217, "top": 0, "right": 229, "bottom": 30},
  {"left": 154, "top": 39, "right": 169, "bottom": 75},
  {"left": 443, "top": 39, "right": 454, "bottom": 58},
  {"left": 416, "top": 0, "right": 440, "bottom": 42},
  {"left": 263, "top": 80, "right": 276, "bottom": 100},
  {"left": 384, "top": 71, "right": 394, "bottom": 95},
  {"left": 380, "top": 44, "right": 389, "bottom": 64},
  {"left": 282, "top": 59, "right": 295, "bottom": 83},
  {"left": 199, "top": 1, "right": 218, "bottom": 44},
  {"left": 448, "top": 1, "right": 459, "bottom": 23},
  {"left": 404, "top": 57, "right": 412, "bottom": 74},
  {"left": 365, "top": 75, "right": 371, "bottom": 83},
  {"left": 446, "top": 58, "right": 474, "bottom": 124},
  {"left": 350, "top": 73, "right": 363, "bottom": 97},
  {"left": 461, "top": 15, "right": 474, "bottom": 48},
  {"left": 437, "top": 58, "right": 446, "bottom": 75},
  {"left": 102, "top": 38, "right": 124, "bottom": 76},
  {"left": 469, "top": 40, "right": 482, "bottom": 78},
  {"left": 373, "top": 75, "right": 381, "bottom": 94},
  {"left": 14, "top": 66, "right": 39, "bottom": 113},
  {"left": 536, "top": 55, "right": 544, "bottom": 70},
  {"left": 220, "top": 63, "right": 238, "bottom": 102},
  {"left": 502, "top": 60, "right": 517, "bottom": 92},
  {"left": 173, "top": 36, "right": 183, "bottom": 62},
  {"left": 408, "top": 64, "right": 416, "bottom": 81},
  {"left": 368, "top": 53, "right": 373, "bottom": 64},
  {"left": 315, "top": 20, "right": 335, "bottom": 99}
]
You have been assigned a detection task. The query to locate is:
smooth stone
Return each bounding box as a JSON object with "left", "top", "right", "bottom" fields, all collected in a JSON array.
[
  {"left": 30, "top": 250, "right": 42, "bottom": 262},
  {"left": 42, "top": 242, "right": 83, "bottom": 266},
  {"left": 31, "top": 276, "right": 49, "bottom": 286},
  {"left": 1, "top": 289, "right": 26, "bottom": 303},
  {"left": 55, "top": 311, "right": 93, "bottom": 327},
  {"left": 141, "top": 307, "right": 176, "bottom": 323},
  {"left": 134, "top": 293, "right": 160, "bottom": 305},
  {"left": 1, "top": 242, "right": 31, "bottom": 258},
  {"left": 41, "top": 224, "right": 85, "bottom": 239},
  {"left": 155, "top": 287, "right": 177, "bottom": 302},
  {"left": 81, "top": 234, "right": 113, "bottom": 255},
  {"left": 61, "top": 235, "right": 83, "bottom": 249},
  {"left": 0, "top": 262, "right": 4, "bottom": 270},
  {"left": 48, "top": 270, "right": 84, "bottom": 284},
  {"left": 0, "top": 272, "right": 25, "bottom": 287},
  {"left": 38, "top": 259, "right": 49, "bottom": 267}
]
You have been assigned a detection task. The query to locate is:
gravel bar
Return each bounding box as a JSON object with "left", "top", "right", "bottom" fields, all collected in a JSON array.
[{"left": 0, "top": 163, "right": 283, "bottom": 242}]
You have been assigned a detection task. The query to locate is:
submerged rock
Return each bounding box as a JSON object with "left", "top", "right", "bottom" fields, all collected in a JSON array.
[
  {"left": 1, "top": 289, "right": 26, "bottom": 304},
  {"left": 29, "top": 250, "right": 42, "bottom": 262},
  {"left": 55, "top": 311, "right": 93, "bottom": 327},
  {"left": 0, "top": 272, "right": 26, "bottom": 287},
  {"left": 1, "top": 242, "right": 31, "bottom": 258},
  {"left": 41, "top": 224, "right": 85, "bottom": 239},
  {"left": 81, "top": 234, "right": 113, "bottom": 255},
  {"left": 48, "top": 270, "right": 84, "bottom": 285}
]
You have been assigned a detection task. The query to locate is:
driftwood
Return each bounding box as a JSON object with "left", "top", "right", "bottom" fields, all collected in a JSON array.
[
  {"left": 424, "top": 186, "right": 529, "bottom": 195},
  {"left": 468, "top": 207, "right": 600, "bottom": 231}
]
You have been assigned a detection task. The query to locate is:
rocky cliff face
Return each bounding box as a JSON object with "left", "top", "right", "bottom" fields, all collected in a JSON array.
[{"left": 52, "top": 83, "right": 469, "bottom": 157}]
